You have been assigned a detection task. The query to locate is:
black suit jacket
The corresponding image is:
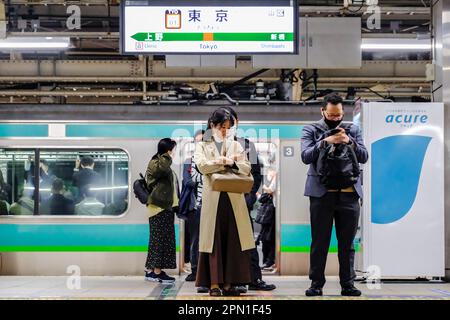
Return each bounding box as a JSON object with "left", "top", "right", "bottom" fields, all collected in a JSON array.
[
  {"left": 236, "top": 137, "right": 263, "bottom": 211},
  {"left": 72, "top": 168, "right": 102, "bottom": 199},
  {"left": 41, "top": 194, "right": 75, "bottom": 215}
]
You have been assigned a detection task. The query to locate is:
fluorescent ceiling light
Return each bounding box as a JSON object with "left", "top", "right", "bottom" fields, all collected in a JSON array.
[
  {"left": 361, "top": 38, "right": 431, "bottom": 51},
  {"left": 0, "top": 36, "right": 70, "bottom": 50}
]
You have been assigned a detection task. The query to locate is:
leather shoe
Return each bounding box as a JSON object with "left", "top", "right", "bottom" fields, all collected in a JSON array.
[
  {"left": 222, "top": 287, "right": 241, "bottom": 296},
  {"left": 305, "top": 286, "right": 323, "bottom": 297},
  {"left": 236, "top": 286, "right": 248, "bottom": 293},
  {"left": 185, "top": 273, "right": 196, "bottom": 282},
  {"left": 341, "top": 286, "right": 362, "bottom": 297},
  {"left": 209, "top": 288, "right": 222, "bottom": 297},
  {"left": 196, "top": 286, "right": 209, "bottom": 293},
  {"left": 248, "top": 279, "right": 276, "bottom": 291}
]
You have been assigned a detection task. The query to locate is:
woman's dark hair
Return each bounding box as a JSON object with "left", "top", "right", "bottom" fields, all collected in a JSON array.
[
  {"left": 154, "top": 138, "right": 177, "bottom": 158},
  {"left": 220, "top": 106, "right": 238, "bottom": 122},
  {"left": 207, "top": 108, "right": 234, "bottom": 130}
]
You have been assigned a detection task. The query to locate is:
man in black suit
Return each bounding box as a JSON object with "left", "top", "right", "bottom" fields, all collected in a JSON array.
[
  {"left": 41, "top": 178, "right": 74, "bottom": 215},
  {"left": 73, "top": 156, "right": 102, "bottom": 202}
]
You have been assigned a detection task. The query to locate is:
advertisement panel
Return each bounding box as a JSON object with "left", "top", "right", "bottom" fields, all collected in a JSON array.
[{"left": 362, "top": 102, "right": 445, "bottom": 278}]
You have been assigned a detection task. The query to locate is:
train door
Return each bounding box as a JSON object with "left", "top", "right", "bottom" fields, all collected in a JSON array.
[
  {"left": 252, "top": 140, "right": 280, "bottom": 275},
  {"left": 278, "top": 139, "right": 313, "bottom": 276}
]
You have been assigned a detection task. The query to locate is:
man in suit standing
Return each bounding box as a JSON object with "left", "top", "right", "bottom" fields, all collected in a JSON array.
[
  {"left": 301, "top": 93, "right": 368, "bottom": 297},
  {"left": 73, "top": 156, "right": 102, "bottom": 202}
]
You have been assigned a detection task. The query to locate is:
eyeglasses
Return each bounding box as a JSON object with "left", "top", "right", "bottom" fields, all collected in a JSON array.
[{"left": 323, "top": 110, "right": 344, "bottom": 119}]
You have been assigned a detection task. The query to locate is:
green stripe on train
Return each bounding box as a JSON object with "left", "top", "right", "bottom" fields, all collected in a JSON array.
[
  {"left": 281, "top": 244, "right": 361, "bottom": 253},
  {"left": 0, "top": 245, "right": 359, "bottom": 253}
]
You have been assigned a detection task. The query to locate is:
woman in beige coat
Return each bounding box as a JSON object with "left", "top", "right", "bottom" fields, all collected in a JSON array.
[{"left": 194, "top": 108, "right": 255, "bottom": 297}]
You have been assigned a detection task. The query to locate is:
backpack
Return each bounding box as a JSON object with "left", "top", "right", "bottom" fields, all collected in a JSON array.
[
  {"left": 133, "top": 173, "right": 152, "bottom": 205},
  {"left": 316, "top": 142, "right": 360, "bottom": 190},
  {"left": 176, "top": 180, "right": 196, "bottom": 221},
  {"left": 255, "top": 193, "right": 275, "bottom": 225}
]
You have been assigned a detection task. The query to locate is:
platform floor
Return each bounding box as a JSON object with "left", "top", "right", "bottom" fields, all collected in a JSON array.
[{"left": 1, "top": 276, "right": 450, "bottom": 300}]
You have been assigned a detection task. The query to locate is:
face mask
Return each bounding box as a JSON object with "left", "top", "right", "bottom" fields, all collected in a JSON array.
[
  {"left": 227, "top": 126, "right": 237, "bottom": 138},
  {"left": 324, "top": 118, "right": 342, "bottom": 129},
  {"left": 212, "top": 130, "right": 224, "bottom": 142}
]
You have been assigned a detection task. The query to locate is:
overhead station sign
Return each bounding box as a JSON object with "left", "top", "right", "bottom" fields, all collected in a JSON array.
[{"left": 121, "top": 0, "right": 298, "bottom": 54}]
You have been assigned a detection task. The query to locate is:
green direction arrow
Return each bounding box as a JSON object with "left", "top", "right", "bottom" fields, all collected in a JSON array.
[{"left": 131, "top": 32, "right": 294, "bottom": 42}]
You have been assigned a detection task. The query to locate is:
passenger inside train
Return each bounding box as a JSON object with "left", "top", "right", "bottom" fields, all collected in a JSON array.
[
  {"left": 40, "top": 178, "right": 75, "bottom": 215},
  {"left": 72, "top": 156, "right": 102, "bottom": 203},
  {"left": 0, "top": 149, "right": 129, "bottom": 216},
  {"left": 9, "top": 184, "right": 34, "bottom": 216},
  {"left": 0, "top": 170, "right": 11, "bottom": 215},
  {"left": 257, "top": 162, "right": 277, "bottom": 271},
  {"left": 25, "top": 158, "right": 56, "bottom": 201},
  {"left": 75, "top": 184, "right": 105, "bottom": 216}
]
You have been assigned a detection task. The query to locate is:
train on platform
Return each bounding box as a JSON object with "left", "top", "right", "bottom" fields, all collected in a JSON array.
[{"left": 0, "top": 103, "right": 360, "bottom": 277}]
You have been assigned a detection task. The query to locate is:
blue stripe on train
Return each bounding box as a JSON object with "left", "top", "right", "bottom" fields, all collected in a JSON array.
[
  {"left": 0, "top": 124, "right": 48, "bottom": 137},
  {"left": 65, "top": 124, "right": 304, "bottom": 139}
]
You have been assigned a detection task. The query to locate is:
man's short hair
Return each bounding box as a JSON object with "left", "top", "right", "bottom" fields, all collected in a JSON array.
[
  {"left": 322, "top": 93, "right": 344, "bottom": 109},
  {"left": 80, "top": 156, "right": 94, "bottom": 167},
  {"left": 51, "top": 178, "right": 64, "bottom": 194}
]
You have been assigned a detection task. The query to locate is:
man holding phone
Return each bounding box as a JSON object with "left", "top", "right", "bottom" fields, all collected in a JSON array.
[{"left": 300, "top": 93, "right": 368, "bottom": 297}]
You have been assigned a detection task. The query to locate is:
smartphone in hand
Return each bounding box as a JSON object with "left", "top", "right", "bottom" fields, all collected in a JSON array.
[{"left": 328, "top": 128, "right": 342, "bottom": 136}]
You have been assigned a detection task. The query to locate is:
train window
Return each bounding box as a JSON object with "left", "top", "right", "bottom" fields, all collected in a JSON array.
[
  {"left": 0, "top": 148, "right": 129, "bottom": 217},
  {"left": 254, "top": 142, "right": 278, "bottom": 176},
  {"left": 0, "top": 149, "right": 36, "bottom": 216},
  {"left": 182, "top": 141, "right": 195, "bottom": 165},
  {"left": 254, "top": 142, "right": 278, "bottom": 274}
]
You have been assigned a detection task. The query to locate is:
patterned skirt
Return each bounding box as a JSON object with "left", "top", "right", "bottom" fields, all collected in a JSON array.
[{"left": 145, "top": 209, "right": 177, "bottom": 270}]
